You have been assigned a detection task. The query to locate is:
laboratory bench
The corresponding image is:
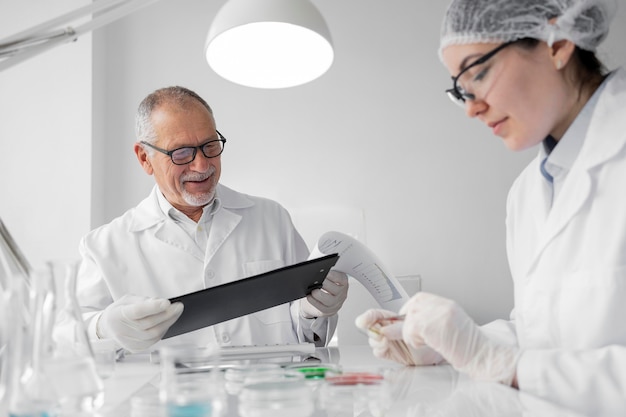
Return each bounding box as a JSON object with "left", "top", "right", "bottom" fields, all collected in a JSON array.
[{"left": 96, "top": 344, "right": 586, "bottom": 417}]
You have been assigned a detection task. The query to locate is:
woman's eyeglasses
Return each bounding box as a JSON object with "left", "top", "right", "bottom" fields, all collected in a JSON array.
[{"left": 445, "top": 41, "right": 517, "bottom": 107}]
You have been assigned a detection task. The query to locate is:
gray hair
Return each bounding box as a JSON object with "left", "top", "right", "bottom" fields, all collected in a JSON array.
[{"left": 135, "top": 86, "right": 214, "bottom": 146}]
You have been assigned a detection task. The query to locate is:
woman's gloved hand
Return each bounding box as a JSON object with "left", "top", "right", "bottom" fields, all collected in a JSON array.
[
  {"left": 400, "top": 292, "right": 519, "bottom": 385},
  {"left": 97, "top": 294, "right": 184, "bottom": 353},
  {"left": 355, "top": 308, "right": 443, "bottom": 366}
]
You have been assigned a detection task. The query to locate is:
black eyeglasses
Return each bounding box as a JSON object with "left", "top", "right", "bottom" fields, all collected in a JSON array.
[
  {"left": 445, "top": 41, "right": 517, "bottom": 106},
  {"left": 141, "top": 131, "right": 227, "bottom": 165}
]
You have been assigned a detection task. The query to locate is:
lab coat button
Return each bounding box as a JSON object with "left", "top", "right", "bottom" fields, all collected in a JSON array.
[
  {"left": 220, "top": 333, "right": 230, "bottom": 343},
  {"left": 206, "top": 270, "right": 215, "bottom": 279}
]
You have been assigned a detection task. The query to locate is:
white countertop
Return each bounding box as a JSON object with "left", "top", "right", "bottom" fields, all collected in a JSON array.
[{"left": 97, "top": 345, "right": 585, "bottom": 417}]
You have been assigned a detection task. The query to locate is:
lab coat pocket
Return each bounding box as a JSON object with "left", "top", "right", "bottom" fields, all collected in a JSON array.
[
  {"left": 558, "top": 265, "right": 626, "bottom": 348},
  {"left": 243, "top": 259, "right": 285, "bottom": 277}
]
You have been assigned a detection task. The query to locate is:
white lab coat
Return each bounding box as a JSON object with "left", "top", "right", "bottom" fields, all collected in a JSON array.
[
  {"left": 71, "top": 183, "right": 336, "bottom": 350},
  {"left": 504, "top": 68, "right": 626, "bottom": 415}
]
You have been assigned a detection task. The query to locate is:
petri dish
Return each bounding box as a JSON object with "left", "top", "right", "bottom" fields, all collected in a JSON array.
[
  {"left": 224, "top": 363, "right": 282, "bottom": 395},
  {"left": 325, "top": 371, "right": 385, "bottom": 386},
  {"left": 285, "top": 363, "right": 341, "bottom": 380},
  {"left": 238, "top": 380, "right": 314, "bottom": 417}
]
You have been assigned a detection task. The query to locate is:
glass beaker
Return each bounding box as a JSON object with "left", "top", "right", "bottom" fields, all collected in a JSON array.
[{"left": 159, "top": 344, "right": 225, "bottom": 417}]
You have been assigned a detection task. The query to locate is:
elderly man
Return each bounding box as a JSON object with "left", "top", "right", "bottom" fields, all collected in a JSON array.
[{"left": 71, "top": 86, "right": 348, "bottom": 353}]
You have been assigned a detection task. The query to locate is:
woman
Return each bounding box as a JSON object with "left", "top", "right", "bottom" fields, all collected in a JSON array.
[{"left": 356, "top": 0, "right": 626, "bottom": 415}]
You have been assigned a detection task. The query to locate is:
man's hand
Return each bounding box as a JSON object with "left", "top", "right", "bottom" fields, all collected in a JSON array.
[
  {"left": 300, "top": 271, "right": 349, "bottom": 318},
  {"left": 97, "top": 294, "right": 184, "bottom": 353}
]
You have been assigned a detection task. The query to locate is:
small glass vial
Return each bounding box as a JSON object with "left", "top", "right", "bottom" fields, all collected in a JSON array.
[{"left": 159, "top": 345, "right": 223, "bottom": 417}]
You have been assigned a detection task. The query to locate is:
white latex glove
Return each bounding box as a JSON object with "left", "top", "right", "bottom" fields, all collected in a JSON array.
[
  {"left": 355, "top": 308, "right": 443, "bottom": 366},
  {"left": 300, "top": 271, "right": 349, "bottom": 318},
  {"left": 400, "top": 292, "right": 519, "bottom": 385},
  {"left": 97, "top": 294, "right": 184, "bottom": 353}
]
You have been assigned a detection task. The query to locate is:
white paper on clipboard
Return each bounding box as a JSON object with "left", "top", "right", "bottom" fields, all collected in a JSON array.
[{"left": 309, "top": 231, "right": 409, "bottom": 312}]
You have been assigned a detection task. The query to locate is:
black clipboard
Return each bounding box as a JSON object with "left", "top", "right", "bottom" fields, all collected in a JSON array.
[{"left": 163, "top": 253, "right": 339, "bottom": 339}]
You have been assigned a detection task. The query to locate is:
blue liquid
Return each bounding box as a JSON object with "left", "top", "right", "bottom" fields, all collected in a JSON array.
[
  {"left": 10, "top": 412, "right": 57, "bottom": 417},
  {"left": 167, "top": 402, "right": 212, "bottom": 417},
  {"left": 9, "top": 400, "right": 59, "bottom": 417}
]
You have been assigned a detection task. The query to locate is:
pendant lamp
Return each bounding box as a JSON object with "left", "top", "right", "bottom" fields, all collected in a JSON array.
[{"left": 205, "top": 0, "right": 334, "bottom": 89}]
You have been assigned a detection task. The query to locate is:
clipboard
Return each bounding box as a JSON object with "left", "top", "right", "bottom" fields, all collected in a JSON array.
[{"left": 163, "top": 253, "right": 339, "bottom": 338}]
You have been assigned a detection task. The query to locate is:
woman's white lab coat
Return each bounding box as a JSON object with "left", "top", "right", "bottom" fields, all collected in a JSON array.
[
  {"left": 505, "top": 68, "right": 626, "bottom": 415},
  {"left": 72, "top": 183, "right": 336, "bottom": 350}
]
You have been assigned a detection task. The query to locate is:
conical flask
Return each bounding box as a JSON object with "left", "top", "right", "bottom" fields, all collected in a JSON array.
[
  {"left": 0, "top": 217, "right": 32, "bottom": 410},
  {"left": 0, "top": 219, "right": 59, "bottom": 417},
  {"left": 5, "top": 265, "right": 60, "bottom": 416},
  {"left": 45, "top": 261, "right": 105, "bottom": 415}
]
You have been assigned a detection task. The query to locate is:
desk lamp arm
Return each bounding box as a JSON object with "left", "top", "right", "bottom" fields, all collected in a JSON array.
[{"left": 0, "top": 0, "right": 161, "bottom": 72}]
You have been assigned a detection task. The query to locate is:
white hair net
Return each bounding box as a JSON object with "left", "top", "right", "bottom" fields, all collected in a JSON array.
[{"left": 439, "top": 0, "right": 617, "bottom": 55}]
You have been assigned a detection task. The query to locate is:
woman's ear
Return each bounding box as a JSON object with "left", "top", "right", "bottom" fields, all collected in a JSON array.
[
  {"left": 550, "top": 39, "right": 576, "bottom": 70},
  {"left": 134, "top": 142, "right": 154, "bottom": 175}
]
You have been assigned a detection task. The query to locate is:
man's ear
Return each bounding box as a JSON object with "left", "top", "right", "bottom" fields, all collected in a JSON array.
[
  {"left": 134, "top": 142, "right": 154, "bottom": 175},
  {"left": 550, "top": 39, "right": 576, "bottom": 70}
]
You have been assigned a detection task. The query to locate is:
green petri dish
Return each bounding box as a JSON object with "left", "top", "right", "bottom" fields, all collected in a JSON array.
[{"left": 285, "top": 363, "right": 340, "bottom": 379}]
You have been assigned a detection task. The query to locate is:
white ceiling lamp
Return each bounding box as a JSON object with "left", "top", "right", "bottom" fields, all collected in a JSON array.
[{"left": 205, "top": 0, "right": 334, "bottom": 89}]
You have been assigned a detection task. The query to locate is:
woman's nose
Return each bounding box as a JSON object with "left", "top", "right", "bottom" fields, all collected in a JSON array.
[{"left": 465, "top": 99, "right": 487, "bottom": 118}]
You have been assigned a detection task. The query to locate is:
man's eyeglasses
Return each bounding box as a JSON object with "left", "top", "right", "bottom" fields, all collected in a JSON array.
[
  {"left": 445, "top": 41, "right": 517, "bottom": 107},
  {"left": 141, "top": 131, "right": 227, "bottom": 165}
]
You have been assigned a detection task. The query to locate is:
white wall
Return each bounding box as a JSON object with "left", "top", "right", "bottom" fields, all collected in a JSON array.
[
  {"left": 92, "top": 0, "right": 626, "bottom": 326},
  {"left": 92, "top": 0, "right": 529, "bottom": 326},
  {"left": 0, "top": 0, "right": 92, "bottom": 268},
  {"left": 3, "top": 0, "right": 625, "bottom": 328}
]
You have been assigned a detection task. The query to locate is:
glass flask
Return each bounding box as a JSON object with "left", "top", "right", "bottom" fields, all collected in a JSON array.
[
  {"left": 46, "top": 261, "right": 105, "bottom": 415},
  {"left": 0, "top": 217, "right": 33, "bottom": 414},
  {"left": 5, "top": 265, "right": 60, "bottom": 417},
  {"left": 4, "top": 261, "right": 105, "bottom": 417},
  {"left": 0, "top": 272, "right": 10, "bottom": 411}
]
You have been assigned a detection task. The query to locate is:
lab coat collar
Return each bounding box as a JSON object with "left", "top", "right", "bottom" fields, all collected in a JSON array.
[
  {"left": 573, "top": 69, "right": 626, "bottom": 170},
  {"left": 524, "top": 68, "right": 626, "bottom": 273},
  {"left": 205, "top": 184, "right": 255, "bottom": 262},
  {"left": 214, "top": 183, "right": 256, "bottom": 210},
  {"left": 128, "top": 186, "right": 168, "bottom": 232},
  {"left": 128, "top": 183, "right": 255, "bottom": 233}
]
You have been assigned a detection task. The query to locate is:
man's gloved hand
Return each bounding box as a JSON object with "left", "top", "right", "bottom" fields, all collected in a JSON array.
[
  {"left": 400, "top": 292, "right": 519, "bottom": 385},
  {"left": 301, "top": 271, "right": 349, "bottom": 318},
  {"left": 355, "top": 308, "right": 443, "bottom": 366},
  {"left": 97, "top": 294, "right": 184, "bottom": 353}
]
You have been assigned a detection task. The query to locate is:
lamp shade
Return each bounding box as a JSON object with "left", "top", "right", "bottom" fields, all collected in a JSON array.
[{"left": 205, "top": 0, "right": 334, "bottom": 89}]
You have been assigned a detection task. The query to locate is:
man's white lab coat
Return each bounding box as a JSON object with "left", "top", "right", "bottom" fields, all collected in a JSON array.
[
  {"left": 504, "top": 68, "right": 626, "bottom": 415},
  {"left": 73, "top": 183, "right": 336, "bottom": 350}
]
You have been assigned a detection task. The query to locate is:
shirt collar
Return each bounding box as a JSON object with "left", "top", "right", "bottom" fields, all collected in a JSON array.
[
  {"left": 156, "top": 187, "right": 221, "bottom": 225},
  {"left": 541, "top": 76, "right": 609, "bottom": 175}
]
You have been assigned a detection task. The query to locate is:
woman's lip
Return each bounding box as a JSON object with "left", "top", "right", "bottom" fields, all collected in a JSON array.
[{"left": 488, "top": 118, "right": 507, "bottom": 135}]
